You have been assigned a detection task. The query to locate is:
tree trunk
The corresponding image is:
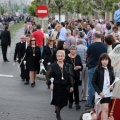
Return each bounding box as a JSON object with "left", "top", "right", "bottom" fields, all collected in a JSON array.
[{"left": 58, "top": 6, "right": 61, "bottom": 21}]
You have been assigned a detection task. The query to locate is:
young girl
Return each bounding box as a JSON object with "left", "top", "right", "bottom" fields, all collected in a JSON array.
[{"left": 92, "top": 53, "right": 115, "bottom": 120}]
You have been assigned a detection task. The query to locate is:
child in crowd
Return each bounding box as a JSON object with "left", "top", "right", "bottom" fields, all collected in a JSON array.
[{"left": 92, "top": 53, "right": 115, "bottom": 120}]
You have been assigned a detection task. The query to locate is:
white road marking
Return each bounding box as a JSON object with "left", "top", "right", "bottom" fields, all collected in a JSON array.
[
  {"left": 0, "top": 74, "right": 13, "bottom": 77},
  {"left": 38, "top": 10, "right": 47, "bottom": 13}
]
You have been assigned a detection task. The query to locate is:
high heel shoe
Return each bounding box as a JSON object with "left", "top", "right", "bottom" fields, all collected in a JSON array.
[
  {"left": 31, "top": 83, "right": 34, "bottom": 87},
  {"left": 33, "top": 81, "right": 36, "bottom": 86}
]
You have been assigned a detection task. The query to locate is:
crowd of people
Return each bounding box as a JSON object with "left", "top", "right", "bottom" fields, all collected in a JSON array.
[
  {"left": 1, "top": 2, "right": 120, "bottom": 120},
  {"left": 14, "top": 15, "right": 119, "bottom": 120}
]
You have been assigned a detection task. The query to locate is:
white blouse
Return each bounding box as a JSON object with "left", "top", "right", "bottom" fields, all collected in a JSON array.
[{"left": 95, "top": 67, "right": 113, "bottom": 99}]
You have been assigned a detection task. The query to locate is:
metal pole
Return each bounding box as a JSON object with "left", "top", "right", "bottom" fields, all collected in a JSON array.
[{"left": 42, "top": 18, "right": 44, "bottom": 29}]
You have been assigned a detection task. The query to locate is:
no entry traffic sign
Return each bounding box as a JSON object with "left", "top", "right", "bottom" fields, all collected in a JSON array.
[{"left": 36, "top": 5, "right": 49, "bottom": 18}]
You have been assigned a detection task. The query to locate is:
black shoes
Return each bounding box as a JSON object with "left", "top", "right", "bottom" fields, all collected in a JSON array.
[
  {"left": 4, "top": 60, "right": 10, "bottom": 62},
  {"left": 68, "top": 103, "right": 81, "bottom": 110},
  {"left": 85, "top": 104, "right": 94, "bottom": 108},
  {"left": 57, "top": 116, "right": 62, "bottom": 120},
  {"left": 76, "top": 104, "right": 81, "bottom": 110},
  {"left": 48, "top": 85, "right": 50, "bottom": 89},
  {"left": 56, "top": 112, "right": 62, "bottom": 120},
  {"left": 68, "top": 103, "right": 73, "bottom": 109},
  {"left": 22, "top": 78, "right": 25, "bottom": 81},
  {"left": 31, "top": 82, "right": 35, "bottom": 87},
  {"left": 24, "top": 81, "right": 29, "bottom": 85}
]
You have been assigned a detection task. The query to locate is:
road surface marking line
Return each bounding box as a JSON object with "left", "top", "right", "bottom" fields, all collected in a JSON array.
[{"left": 0, "top": 74, "right": 13, "bottom": 77}]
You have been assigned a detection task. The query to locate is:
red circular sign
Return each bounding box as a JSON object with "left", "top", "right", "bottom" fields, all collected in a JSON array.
[{"left": 36, "top": 5, "right": 48, "bottom": 18}]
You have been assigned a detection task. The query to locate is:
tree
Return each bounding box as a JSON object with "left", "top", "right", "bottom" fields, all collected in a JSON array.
[
  {"left": 28, "top": 1, "right": 37, "bottom": 16},
  {"left": 49, "top": 0, "right": 68, "bottom": 21}
]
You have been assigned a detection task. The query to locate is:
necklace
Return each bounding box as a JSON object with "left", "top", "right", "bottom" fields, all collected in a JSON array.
[
  {"left": 32, "top": 47, "right": 35, "bottom": 56},
  {"left": 49, "top": 46, "right": 53, "bottom": 55},
  {"left": 69, "top": 54, "right": 76, "bottom": 68},
  {"left": 57, "top": 62, "right": 64, "bottom": 80}
]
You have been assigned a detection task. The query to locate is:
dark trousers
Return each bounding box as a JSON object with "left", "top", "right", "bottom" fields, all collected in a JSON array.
[
  {"left": 1, "top": 44, "right": 8, "bottom": 61},
  {"left": 69, "top": 76, "right": 80, "bottom": 104},
  {"left": 25, "top": 63, "right": 29, "bottom": 82},
  {"left": 116, "top": 22, "right": 120, "bottom": 26},
  {"left": 20, "top": 62, "right": 25, "bottom": 79}
]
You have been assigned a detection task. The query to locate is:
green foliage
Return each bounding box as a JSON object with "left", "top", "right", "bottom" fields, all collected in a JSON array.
[
  {"left": 28, "top": 4, "right": 37, "bottom": 16},
  {"left": 30, "top": 0, "right": 119, "bottom": 17},
  {"left": 104, "top": 0, "right": 118, "bottom": 12},
  {"left": 14, "top": 4, "right": 20, "bottom": 11},
  {"left": 28, "top": 1, "right": 37, "bottom": 16},
  {"left": 0, "top": 6, "right": 6, "bottom": 15},
  {"left": 81, "top": 3, "right": 92, "bottom": 16}
]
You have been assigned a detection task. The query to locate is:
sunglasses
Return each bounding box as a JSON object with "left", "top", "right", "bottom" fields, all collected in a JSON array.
[
  {"left": 31, "top": 40, "right": 35, "bottom": 41},
  {"left": 50, "top": 40, "right": 54, "bottom": 42}
]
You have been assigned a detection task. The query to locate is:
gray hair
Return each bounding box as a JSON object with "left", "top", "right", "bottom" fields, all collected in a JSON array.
[
  {"left": 73, "top": 29, "right": 79, "bottom": 34},
  {"left": 66, "top": 29, "right": 71, "bottom": 35},
  {"left": 70, "top": 45, "right": 77, "bottom": 50},
  {"left": 77, "top": 39, "right": 83, "bottom": 45},
  {"left": 93, "top": 31, "right": 102, "bottom": 38}
]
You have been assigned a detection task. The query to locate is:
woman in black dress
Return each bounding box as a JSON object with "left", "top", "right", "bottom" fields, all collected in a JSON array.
[
  {"left": 42, "top": 37, "right": 56, "bottom": 70},
  {"left": 65, "top": 45, "right": 83, "bottom": 110},
  {"left": 25, "top": 38, "right": 41, "bottom": 87},
  {"left": 46, "top": 50, "right": 74, "bottom": 120}
]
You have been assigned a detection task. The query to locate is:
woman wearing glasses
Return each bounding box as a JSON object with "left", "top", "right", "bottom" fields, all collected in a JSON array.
[
  {"left": 65, "top": 45, "right": 83, "bottom": 110},
  {"left": 25, "top": 38, "right": 41, "bottom": 87},
  {"left": 42, "top": 37, "right": 56, "bottom": 70}
]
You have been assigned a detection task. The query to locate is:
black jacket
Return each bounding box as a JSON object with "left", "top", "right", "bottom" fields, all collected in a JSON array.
[
  {"left": 42, "top": 45, "right": 56, "bottom": 69},
  {"left": 14, "top": 42, "right": 22, "bottom": 61},
  {"left": 65, "top": 54, "right": 83, "bottom": 77},
  {"left": 1, "top": 30, "right": 11, "bottom": 46},
  {"left": 92, "top": 67, "right": 115, "bottom": 95},
  {"left": 20, "top": 42, "right": 27, "bottom": 59}
]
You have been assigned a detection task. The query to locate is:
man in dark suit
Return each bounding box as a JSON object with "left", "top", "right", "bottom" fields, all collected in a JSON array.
[
  {"left": 0, "top": 26, "right": 11, "bottom": 62},
  {"left": 14, "top": 35, "right": 25, "bottom": 80},
  {"left": 20, "top": 34, "right": 30, "bottom": 85}
]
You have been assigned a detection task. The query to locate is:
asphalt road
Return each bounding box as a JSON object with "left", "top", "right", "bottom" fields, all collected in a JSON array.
[{"left": 0, "top": 27, "right": 87, "bottom": 120}]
